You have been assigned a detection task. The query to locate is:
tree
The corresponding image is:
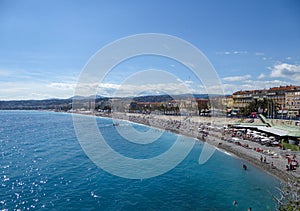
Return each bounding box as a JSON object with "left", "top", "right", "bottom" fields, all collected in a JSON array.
[
  {"left": 103, "top": 105, "right": 111, "bottom": 112},
  {"left": 198, "top": 102, "right": 209, "bottom": 116},
  {"left": 160, "top": 104, "right": 166, "bottom": 114},
  {"left": 239, "top": 98, "right": 278, "bottom": 117}
]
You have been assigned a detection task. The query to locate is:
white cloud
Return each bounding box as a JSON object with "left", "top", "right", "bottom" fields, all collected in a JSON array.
[
  {"left": 216, "top": 51, "right": 248, "bottom": 55},
  {"left": 0, "top": 68, "right": 78, "bottom": 100},
  {"left": 233, "top": 51, "right": 248, "bottom": 55},
  {"left": 0, "top": 66, "right": 208, "bottom": 99},
  {"left": 270, "top": 63, "right": 300, "bottom": 81},
  {"left": 243, "top": 79, "right": 289, "bottom": 89},
  {"left": 47, "top": 82, "right": 75, "bottom": 90},
  {"left": 221, "top": 79, "right": 290, "bottom": 94},
  {"left": 0, "top": 69, "right": 16, "bottom": 77},
  {"left": 0, "top": 82, "right": 73, "bottom": 100},
  {"left": 43, "top": 80, "right": 202, "bottom": 99},
  {"left": 184, "top": 80, "right": 194, "bottom": 84},
  {"left": 190, "top": 79, "right": 290, "bottom": 96},
  {"left": 222, "top": 74, "right": 251, "bottom": 82},
  {"left": 257, "top": 73, "right": 265, "bottom": 79},
  {"left": 255, "top": 52, "right": 265, "bottom": 56},
  {"left": 108, "top": 82, "right": 199, "bottom": 97},
  {"left": 0, "top": 77, "right": 296, "bottom": 100}
]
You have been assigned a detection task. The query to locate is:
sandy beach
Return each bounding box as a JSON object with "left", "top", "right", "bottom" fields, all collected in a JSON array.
[{"left": 98, "top": 112, "right": 300, "bottom": 183}]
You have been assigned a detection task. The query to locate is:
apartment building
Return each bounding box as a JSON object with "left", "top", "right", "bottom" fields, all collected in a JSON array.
[
  {"left": 286, "top": 87, "right": 300, "bottom": 118},
  {"left": 232, "top": 90, "right": 258, "bottom": 109},
  {"left": 231, "top": 85, "right": 300, "bottom": 118},
  {"left": 266, "top": 86, "right": 298, "bottom": 110}
]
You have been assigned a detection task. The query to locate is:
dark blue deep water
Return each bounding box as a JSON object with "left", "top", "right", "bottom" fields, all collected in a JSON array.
[{"left": 0, "top": 111, "right": 279, "bottom": 210}]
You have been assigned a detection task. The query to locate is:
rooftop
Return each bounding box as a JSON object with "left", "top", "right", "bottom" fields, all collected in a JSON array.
[
  {"left": 232, "top": 122, "right": 300, "bottom": 138},
  {"left": 232, "top": 85, "right": 300, "bottom": 96}
]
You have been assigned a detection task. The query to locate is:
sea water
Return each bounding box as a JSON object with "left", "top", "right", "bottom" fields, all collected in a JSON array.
[{"left": 0, "top": 110, "right": 280, "bottom": 210}]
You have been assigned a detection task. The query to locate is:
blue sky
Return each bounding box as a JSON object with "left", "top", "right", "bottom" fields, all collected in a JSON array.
[{"left": 0, "top": 0, "right": 300, "bottom": 100}]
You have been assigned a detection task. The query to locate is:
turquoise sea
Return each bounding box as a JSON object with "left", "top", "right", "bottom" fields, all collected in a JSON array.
[{"left": 1, "top": 111, "right": 280, "bottom": 210}]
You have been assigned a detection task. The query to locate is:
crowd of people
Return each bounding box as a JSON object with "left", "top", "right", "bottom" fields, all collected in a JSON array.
[{"left": 223, "top": 127, "right": 299, "bottom": 172}]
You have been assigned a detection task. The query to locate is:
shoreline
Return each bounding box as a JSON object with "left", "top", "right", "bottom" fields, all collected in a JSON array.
[
  {"left": 217, "top": 143, "right": 291, "bottom": 182},
  {"left": 95, "top": 112, "right": 299, "bottom": 183},
  {"left": 38, "top": 109, "right": 300, "bottom": 183}
]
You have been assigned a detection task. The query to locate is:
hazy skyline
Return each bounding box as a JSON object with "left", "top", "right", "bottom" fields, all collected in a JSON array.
[{"left": 1, "top": 0, "right": 300, "bottom": 100}]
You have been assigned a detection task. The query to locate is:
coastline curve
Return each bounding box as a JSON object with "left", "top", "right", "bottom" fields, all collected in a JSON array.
[{"left": 72, "top": 33, "right": 225, "bottom": 179}]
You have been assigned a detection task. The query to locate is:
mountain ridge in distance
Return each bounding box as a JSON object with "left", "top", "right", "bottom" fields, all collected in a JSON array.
[{"left": 0, "top": 93, "right": 223, "bottom": 110}]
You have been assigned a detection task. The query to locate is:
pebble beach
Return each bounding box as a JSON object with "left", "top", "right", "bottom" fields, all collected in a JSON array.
[{"left": 105, "top": 112, "right": 300, "bottom": 182}]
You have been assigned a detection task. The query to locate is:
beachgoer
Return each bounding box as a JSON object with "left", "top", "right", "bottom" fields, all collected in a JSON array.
[
  {"left": 264, "top": 157, "right": 266, "bottom": 163},
  {"left": 248, "top": 208, "right": 252, "bottom": 211},
  {"left": 260, "top": 155, "right": 263, "bottom": 162},
  {"left": 271, "top": 162, "right": 276, "bottom": 169},
  {"left": 233, "top": 200, "right": 238, "bottom": 206},
  {"left": 290, "top": 163, "right": 293, "bottom": 170},
  {"left": 243, "top": 164, "right": 247, "bottom": 170},
  {"left": 286, "top": 165, "right": 290, "bottom": 171}
]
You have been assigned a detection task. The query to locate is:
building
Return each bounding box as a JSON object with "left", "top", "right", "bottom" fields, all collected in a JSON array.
[
  {"left": 232, "top": 86, "right": 300, "bottom": 116},
  {"left": 175, "top": 98, "right": 199, "bottom": 115},
  {"left": 252, "top": 89, "right": 267, "bottom": 101},
  {"left": 266, "top": 85, "right": 299, "bottom": 111},
  {"left": 232, "top": 90, "right": 257, "bottom": 109},
  {"left": 285, "top": 87, "right": 300, "bottom": 118},
  {"left": 222, "top": 96, "right": 234, "bottom": 109},
  {"left": 128, "top": 101, "right": 162, "bottom": 113}
]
